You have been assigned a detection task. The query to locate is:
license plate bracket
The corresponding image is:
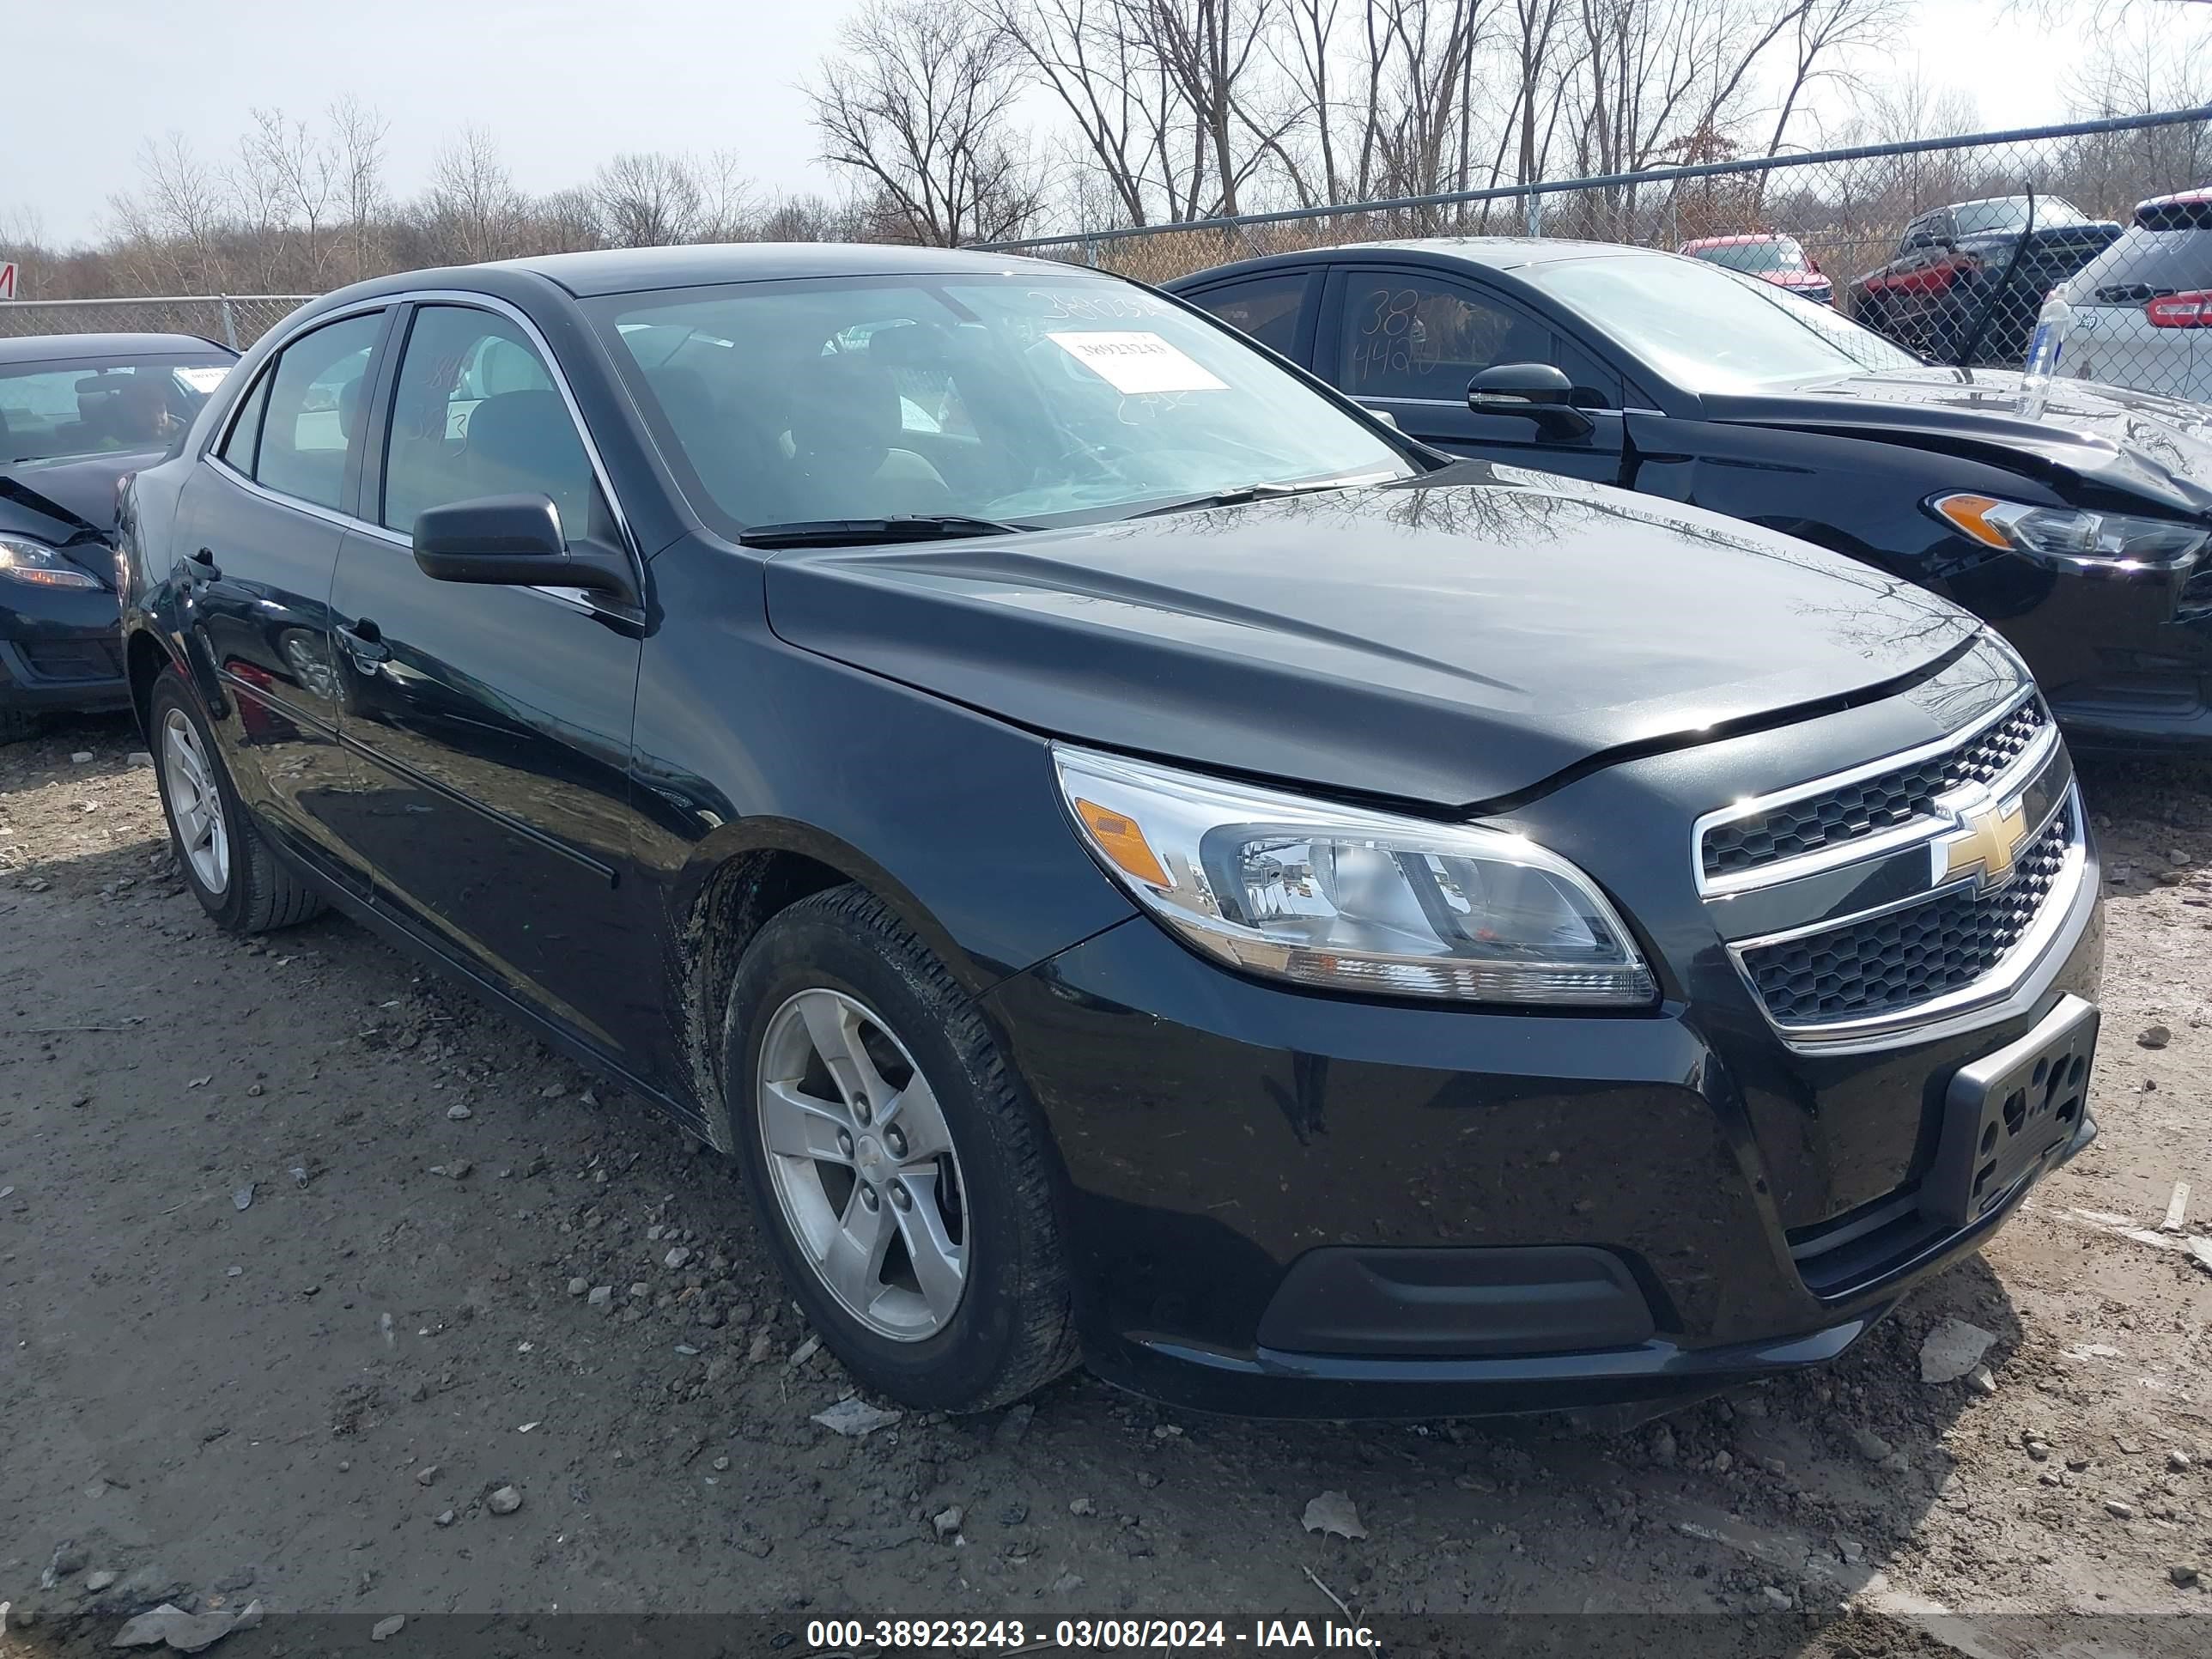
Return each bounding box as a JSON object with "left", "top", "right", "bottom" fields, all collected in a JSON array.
[{"left": 1922, "top": 994, "right": 2098, "bottom": 1229}]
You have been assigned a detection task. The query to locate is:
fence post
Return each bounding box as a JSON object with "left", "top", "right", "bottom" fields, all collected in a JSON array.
[
  {"left": 1524, "top": 191, "right": 1544, "bottom": 239},
  {"left": 1083, "top": 237, "right": 1098, "bottom": 269},
  {"left": 217, "top": 295, "right": 238, "bottom": 350}
]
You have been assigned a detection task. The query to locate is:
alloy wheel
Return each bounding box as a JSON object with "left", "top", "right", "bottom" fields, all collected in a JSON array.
[
  {"left": 161, "top": 708, "right": 230, "bottom": 896},
  {"left": 756, "top": 988, "right": 969, "bottom": 1341}
]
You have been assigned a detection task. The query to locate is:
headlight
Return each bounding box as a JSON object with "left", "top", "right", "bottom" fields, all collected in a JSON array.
[
  {"left": 0, "top": 535, "right": 105, "bottom": 591},
  {"left": 1929, "top": 494, "right": 2207, "bottom": 570},
  {"left": 1054, "top": 746, "right": 1656, "bottom": 1006}
]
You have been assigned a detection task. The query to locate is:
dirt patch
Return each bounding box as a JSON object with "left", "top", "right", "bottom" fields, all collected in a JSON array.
[{"left": 3, "top": 714, "right": 2209, "bottom": 1644}]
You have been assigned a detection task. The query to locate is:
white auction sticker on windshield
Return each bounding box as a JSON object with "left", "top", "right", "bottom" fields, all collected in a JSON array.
[
  {"left": 1048, "top": 331, "right": 1227, "bottom": 395},
  {"left": 173, "top": 366, "right": 233, "bottom": 394}
]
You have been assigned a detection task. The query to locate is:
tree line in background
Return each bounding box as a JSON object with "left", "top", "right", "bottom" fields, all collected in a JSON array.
[{"left": 0, "top": 0, "right": 2206, "bottom": 301}]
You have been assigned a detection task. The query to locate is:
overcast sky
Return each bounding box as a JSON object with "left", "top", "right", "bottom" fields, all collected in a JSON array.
[{"left": 0, "top": 0, "right": 2143, "bottom": 250}]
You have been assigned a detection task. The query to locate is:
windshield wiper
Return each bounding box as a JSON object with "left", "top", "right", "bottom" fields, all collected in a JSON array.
[
  {"left": 737, "top": 515, "right": 1036, "bottom": 550},
  {"left": 1127, "top": 478, "right": 1363, "bottom": 520}
]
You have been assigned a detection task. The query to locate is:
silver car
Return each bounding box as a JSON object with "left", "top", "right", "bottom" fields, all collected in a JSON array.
[{"left": 2063, "top": 189, "right": 2212, "bottom": 404}]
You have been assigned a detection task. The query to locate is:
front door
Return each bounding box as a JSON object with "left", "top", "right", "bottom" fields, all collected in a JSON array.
[
  {"left": 1322, "top": 267, "right": 1629, "bottom": 485},
  {"left": 326, "top": 301, "right": 652, "bottom": 1065}
]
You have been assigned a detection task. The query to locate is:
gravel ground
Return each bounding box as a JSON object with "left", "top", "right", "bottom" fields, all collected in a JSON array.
[{"left": 3, "top": 712, "right": 2211, "bottom": 1653}]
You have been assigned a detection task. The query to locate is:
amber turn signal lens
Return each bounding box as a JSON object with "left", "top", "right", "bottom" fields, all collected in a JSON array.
[
  {"left": 1073, "top": 797, "right": 1172, "bottom": 888},
  {"left": 1933, "top": 494, "right": 2010, "bottom": 549}
]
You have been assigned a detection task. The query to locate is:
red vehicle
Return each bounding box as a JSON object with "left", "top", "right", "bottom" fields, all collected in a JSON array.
[{"left": 1677, "top": 234, "right": 1833, "bottom": 307}]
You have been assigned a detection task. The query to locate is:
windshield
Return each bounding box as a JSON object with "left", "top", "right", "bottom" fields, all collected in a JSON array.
[
  {"left": 591, "top": 276, "right": 1413, "bottom": 532},
  {"left": 2072, "top": 222, "right": 2212, "bottom": 303},
  {"left": 1525, "top": 253, "right": 1921, "bottom": 392},
  {"left": 2138, "top": 195, "right": 2212, "bottom": 233},
  {"left": 1954, "top": 197, "right": 2090, "bottom": 235},
  {"left": 0, "top": 354, "right": 233, "bottom": 464},
  {"left": 1686, "top": 239, "right": 1805, "bottom": 274}
]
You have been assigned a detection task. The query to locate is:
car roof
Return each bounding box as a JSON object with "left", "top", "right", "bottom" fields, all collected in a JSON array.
[
  {"left": 0, "top": 331, "right": 234, "bottom": 365},
  {"left": 2137, "top": 187, "right": 2212, "bottom": 211},
  {"left": 1160, "top": 236, "right": 1664, "bottom": 289},
  {"left": 480, "top": 242, "right": 1085, "bottom": 298}
]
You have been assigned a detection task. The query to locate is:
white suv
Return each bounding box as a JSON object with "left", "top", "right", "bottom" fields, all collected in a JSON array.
[{"left": 2063, "top": 189, "right": 2212, "bottom": 404}]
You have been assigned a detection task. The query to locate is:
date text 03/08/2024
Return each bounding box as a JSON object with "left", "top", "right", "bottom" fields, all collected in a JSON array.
[{"left": 802, "top": 1619, "right": 1381, "bottom": 1650}]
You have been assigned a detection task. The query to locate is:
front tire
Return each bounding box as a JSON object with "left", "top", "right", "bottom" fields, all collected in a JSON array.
[
  {"left": 724, "top": 884, "right": 1078, "bottom": 1411},
  {"left": 149, "top": 669, "right": 325, "bottom": 933}
]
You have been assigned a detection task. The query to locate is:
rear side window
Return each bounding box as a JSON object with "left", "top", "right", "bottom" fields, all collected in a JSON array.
[
  {"left": 2138, "top": 197, "right": 2212, "bottom": 233},
  {"left": 218, "top": 372, "right": 270, "bottom": 473},
  {"left": 241, "top": 312, "right": 386, "bottom": 512},
  {"left": 2075, "top": 224, "right": 2212, "bottom": 303},
  {"left": 1186, "top": 273, "right": 1312, "bottom": 359}
]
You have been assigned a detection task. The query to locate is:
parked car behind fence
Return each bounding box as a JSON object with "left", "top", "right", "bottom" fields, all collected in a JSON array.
[
  {"left": 1846, "top": 196, "right": 2123, "bottom": 367},
  {"left": 2062, "top": 189, "right": 2212, "bottom": 404}
]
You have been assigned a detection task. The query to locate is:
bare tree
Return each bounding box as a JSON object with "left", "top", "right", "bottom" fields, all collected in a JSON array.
[
  {"left": 331, "top": 96, "right": 390, "bottom": 282},
  {"left": 809, "top": 0, "right": 1045, "bottom": 244},
  {"left": 419, "top": 126, "right": 526, "bottom": 263},
  {"left": 1756, "top": 0, "right": 1910, "bottom": 160},
  {"left": 109, "top": 133, "right": 228, "bottom": 291},
  {"left": 693, "top": 150, "right": 757, "bottom": 242},
  {"left": 535, "top": 186, "right": 610, "bottom": 253},
  {"left": 592, "top": 152, "right": 706, "bottom": 246},
  {"left": 988, "top": 0, "right": 1183, "bottom": 224},
  {"left": 1118, "top": 0, "right": 1290, "bottom": 216}
]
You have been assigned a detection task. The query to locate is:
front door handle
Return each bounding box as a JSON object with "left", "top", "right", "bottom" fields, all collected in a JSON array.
[{"left": 335, "top": 617, "right": 389, "bottom": 668}]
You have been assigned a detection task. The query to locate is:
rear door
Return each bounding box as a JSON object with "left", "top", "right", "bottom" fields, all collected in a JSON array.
[
  {"left": 1318, "top": 264, "right": 1630, "bottom": 483},
  {"left": 180, "top": 306, "right": 394, "bottom": 894},
  {"left": 325, "top": 299, "right": 653, "bottom": 1064}
]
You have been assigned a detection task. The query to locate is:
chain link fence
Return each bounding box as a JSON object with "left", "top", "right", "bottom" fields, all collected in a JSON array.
[
  {"left": 7, "top": 109, "right": 2208, "bottom": 394},
  {"left": 0, "top": 295, "right": 314, "bottom": 351},
  {"left": 985, "top": 107, "right": 2212, "bottom": 397}
]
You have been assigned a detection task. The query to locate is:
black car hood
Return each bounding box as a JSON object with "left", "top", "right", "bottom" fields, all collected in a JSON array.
[
  {"left": 1705, "top": 367, "right": 2212, "bottom": 518},
  {"left": 0, "top": 449, "right": 157, "bottom": 538},
  {"left": 763, "top": 467, "right": 1978, "bottom": 808}
]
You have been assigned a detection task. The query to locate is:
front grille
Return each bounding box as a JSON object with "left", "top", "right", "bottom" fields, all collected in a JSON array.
[
  {"left": 1741, "top": 801, "right": 2074, "bottom": 1026},
  {"left": 1702, "top": 698, "right": 2048, "bottom": 880}
]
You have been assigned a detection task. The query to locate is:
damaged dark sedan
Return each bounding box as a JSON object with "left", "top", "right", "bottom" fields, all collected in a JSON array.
[
  {"left": 1, "top": 333, "right": 235, "bottom": 740},
  {"left": 1171, "top": 240, "right": 2212, "bottom": 755},
  {"left": 118, "top": 246, "right": 2100, "bottom": 1418}
]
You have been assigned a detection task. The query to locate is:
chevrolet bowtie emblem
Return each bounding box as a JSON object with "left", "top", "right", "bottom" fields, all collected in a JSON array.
[{"left": 1936, "top": 793, "right": 2029, "bottom": 890}]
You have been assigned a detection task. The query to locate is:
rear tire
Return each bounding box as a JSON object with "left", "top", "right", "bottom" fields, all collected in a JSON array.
[
  {"left": 149, "top": 669, "right": 325, "bottom": 934},
  {"left": 723, "top": 884, "right": 1078, "bottom": 1412}
]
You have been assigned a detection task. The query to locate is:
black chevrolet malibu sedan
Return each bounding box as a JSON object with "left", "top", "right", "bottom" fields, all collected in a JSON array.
[
  {"left": 1169, "top": 240, "right": 2212, "bottom": 755},
  {"left": 118, "top": 245, "right": 2101, "bottom": 1417}
]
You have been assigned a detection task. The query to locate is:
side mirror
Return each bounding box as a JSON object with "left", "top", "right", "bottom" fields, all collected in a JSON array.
[
  {"left": 1466, "top": 363, "right": 1596, "bottom": 441},
  {"left": 1370, "top": 409, "right": 1401, "bottom": 431},
  {"left": 412, "top": 494, "right": 637, "bottom": 605}
]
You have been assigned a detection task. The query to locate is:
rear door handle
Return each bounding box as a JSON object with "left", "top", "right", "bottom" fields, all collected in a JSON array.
[{"left": 335, "top": 617, "right": 389, "bottom": 667}]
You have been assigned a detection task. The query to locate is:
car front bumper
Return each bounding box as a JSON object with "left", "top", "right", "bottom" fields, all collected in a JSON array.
[
  {"left": 985, "top": 870, "right": 2103, "bottom": 1419},
  {"left": 0, "top": 580, "right": 129, "bottom": 715}
]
